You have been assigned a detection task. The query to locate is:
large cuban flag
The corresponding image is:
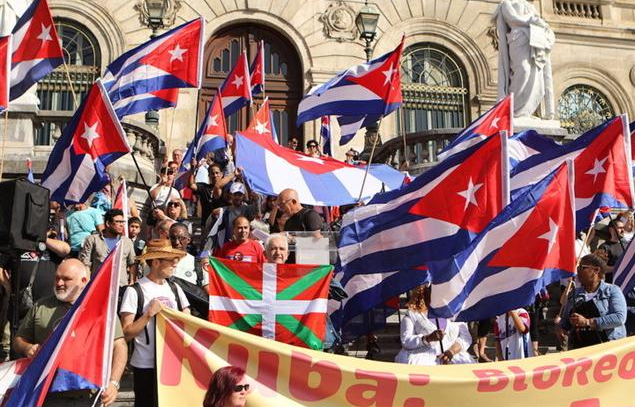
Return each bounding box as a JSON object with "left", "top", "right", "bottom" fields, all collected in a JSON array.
[
  {"left": 427, "top": 162, "right": 576, "bottom": 321},
  {"left": 234, "top": 130, "right": 405, "bottom": 206},
  {"left": 102, "top": 17, "right": 203, "bottom": 118},
  {"left": 296, "top": 38, "right": 403, "bottom": 126},
  {"left": 41, "top": 79, "right": 131, "bottom": 204},
  {"left": 511, "top": 115, "right": 634, "bottom": 232},
  {"left": 338, "top": 133, "right": 509, "bottom": 276}
]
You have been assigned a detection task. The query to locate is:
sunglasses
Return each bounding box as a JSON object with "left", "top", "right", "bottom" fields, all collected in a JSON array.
[
  {"left": 233, "top": 384, "right": 250, "bottom": 392},
  {"left": 167, "top": 202, "right": 180, "bottom": 207},
  {"left": 308, "top": 144, "right": 318, "bottom": 148}
]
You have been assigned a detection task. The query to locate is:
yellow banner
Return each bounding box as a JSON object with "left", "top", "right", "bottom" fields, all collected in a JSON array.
[{"left": 156, "top": 308, "right": 635, "bottom": 407}]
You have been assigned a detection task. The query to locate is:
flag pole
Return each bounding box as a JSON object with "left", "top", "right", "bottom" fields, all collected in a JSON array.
[
  {"left": 130, "top": 152, "right": 157, "bottom": 209},
  {"left": 165, "top": 106, "right": 177, "bottom": 164},
  {"left": 0, "top": 110, "right": 8, "bottom": 181},
  {"left": 62, "top": 62, "right": 79, "bottom": 109},
  {"left": 357, "top": 116, "right": 384, "bottom": 202}
]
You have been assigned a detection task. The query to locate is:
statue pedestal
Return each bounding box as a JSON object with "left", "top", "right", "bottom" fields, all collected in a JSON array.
[{"left": 514, "top": 116, "right": 568, "bottom": 139}]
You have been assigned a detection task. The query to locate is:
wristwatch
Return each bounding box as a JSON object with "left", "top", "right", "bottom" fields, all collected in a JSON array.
[{"left": 110, "top": 380, "right": 120, "bottom": 390}]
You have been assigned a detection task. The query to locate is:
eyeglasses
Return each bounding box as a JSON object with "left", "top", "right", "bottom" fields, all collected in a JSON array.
[
  {"left": 169, "top": 235, "right": 189, "bottom": 242},
  {"left": 308, "top": 144, "right": 318, "bottom": 148},
  {"left": 577, "top": 265, "right": 596, "bottom": 272},
  {"left": 233, "top": 384, "right": 250, "bottom": 392},
  {"left": 278, "top": 198, "right": 292, "bottom": 207},
  {"left": 112, "top": 220, "right": 126, "bottom": 224},
  {"left": 167, "top": 202, "right": 180, "bottom": 207}
]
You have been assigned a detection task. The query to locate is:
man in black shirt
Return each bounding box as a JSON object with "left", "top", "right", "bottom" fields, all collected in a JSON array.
[
  {"left": 277, "top": 188, "right": 323, "bottom": 234},
  {"left": 189, "top": 161, "right": 229, "bottom": 226}
]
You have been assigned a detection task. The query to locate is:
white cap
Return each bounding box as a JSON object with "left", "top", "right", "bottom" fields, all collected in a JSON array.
[{"left": 230, "top": 182, "right": 246, "bottom": 194}]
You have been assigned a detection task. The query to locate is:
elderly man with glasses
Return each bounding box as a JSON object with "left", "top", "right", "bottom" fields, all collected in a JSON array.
[{"left": 168, "top": 223, "right": 208, "bottom": 290}]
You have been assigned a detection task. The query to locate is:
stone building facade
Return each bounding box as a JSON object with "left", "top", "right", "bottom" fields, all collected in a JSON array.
[{"left": 2, "top": 0, "right": 635, "bottom": 182}]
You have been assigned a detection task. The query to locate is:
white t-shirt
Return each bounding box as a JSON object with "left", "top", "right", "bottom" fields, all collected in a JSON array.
[
  {"left": 120, "top": 276, "right": 190, "bottom": 368},
  {"left": 174, "top": 253, "right": 209, "bottom": 286}
]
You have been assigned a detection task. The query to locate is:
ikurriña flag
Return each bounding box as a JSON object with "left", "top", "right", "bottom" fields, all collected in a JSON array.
[
  {"left": 427, "top": 162, "right": 576, "bottom": 322},
  {"left": 208, "top": 257, "right": 333, "bottom": 350}
]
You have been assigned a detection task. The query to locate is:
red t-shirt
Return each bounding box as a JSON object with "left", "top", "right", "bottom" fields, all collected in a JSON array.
[{"left": 215, "top": 239, "right": 265, "bottom": 263}]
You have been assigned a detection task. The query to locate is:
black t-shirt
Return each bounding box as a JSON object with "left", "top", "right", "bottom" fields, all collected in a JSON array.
[
  {"left": 19, "top": 250, "right": 64, "bottom": 303},
  {"left": 284, "top": 208, "right": 323, "bottom": 232},
  {"left": 195, "top": 182, "right": 228, "bottom": 225}
]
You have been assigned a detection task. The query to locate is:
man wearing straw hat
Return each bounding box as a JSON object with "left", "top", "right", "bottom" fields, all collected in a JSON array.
[{"left": 119, "top": 239, "right": 190, "bottom": 407}]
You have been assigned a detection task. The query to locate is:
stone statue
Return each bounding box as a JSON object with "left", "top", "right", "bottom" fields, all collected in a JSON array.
[{"left": 495, "top": 0, "right": 556, "bottom": 119}]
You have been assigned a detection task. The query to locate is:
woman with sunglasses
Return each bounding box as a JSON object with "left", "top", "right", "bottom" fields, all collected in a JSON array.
[{"left": 203, "top": 366, "right": 251, "bottom": 407}]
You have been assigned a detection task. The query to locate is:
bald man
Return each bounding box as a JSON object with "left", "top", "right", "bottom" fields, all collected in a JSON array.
[
  {"left": 13, "top": 259, "right": 127, "bottom": 406},
  {"left": 276, "top": 188, "right": 323, "bottom": 234}
]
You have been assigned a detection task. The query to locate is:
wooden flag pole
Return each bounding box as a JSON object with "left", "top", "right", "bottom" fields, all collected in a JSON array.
[
  {"left": 62, "top": 62, "right": 79, "bottom": 109},
  {"left": 0, "top": 110, "right": 8, "bottom": 181},
  {"left": 357, "top": 116, "right": 384, "bottom": 202}
]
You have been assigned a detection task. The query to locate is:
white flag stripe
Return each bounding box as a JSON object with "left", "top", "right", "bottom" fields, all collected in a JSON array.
[
  {"left": 209, "top": 297, "right": 328, "bottom": 316},
  {"left": 11, "top": 58, "right": 44, "bottom": 84},
  {"left": 510, "top": 149, "right": 580, "bottom": 191},
  {"left": 264, "top": 149, "right": 318, "bottom": 205},
  {"left": 261, "top": 263, "right": 277, "bottom": 339},
  {"left": 460, "top": 267, "right": 544, "bottom": 311}
]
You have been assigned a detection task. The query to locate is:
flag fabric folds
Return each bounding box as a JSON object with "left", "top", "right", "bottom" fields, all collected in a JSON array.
[
  {"left": 5, "top": 244, "right": 123, "bottom": 407},
  {"left": 249, "top": 40, "right": 264, "bottom": 96},
  {"left": 41, "top": 79, "right": 131, "bottom": 204},
  {"left": 336, "top": 114, "right": 380, "bottom": 146},
  {"left": 0, "top": 35, "right": 11, "bottom": 111},
  {"left": 427, "top": 162, "right": 576, "bottom": 321},
  {"left": 437, "top": 95, "right": 513, "bottom": 161},
  {"left": 613, "top": 238, "right": 635, "bottom": 295},
  {"left": 0, "top": 359, "right": 29, "bottom": 405},
  {"left": 10, "top": 0, "right": 63, "bottom": 101},
  {"left": 296, "top": 38, "right": 403, "bottom": 126},
  {"left": 219, "top": 50, "right": 251, "bottom": 117},
  {"left": 102, "top": 17, "right": 203, "bottom": 118},
  {"left": 234, "top": 130, "right": 405, "bottom": 206},
  {"left": 338, "top": 133, "right": 509, "bottom": 275},
  {"left": 511, "top": 115, "right": 634, "bottom": 232},
  {"left": 208, "top": 257, "right": 333, "bottom": 350}
]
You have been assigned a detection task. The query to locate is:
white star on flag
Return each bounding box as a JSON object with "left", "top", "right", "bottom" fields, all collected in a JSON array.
[
  {"left": 585, "top": 156, "right": 608, "bottom": 183},
  {"left": 37, "top": 24, "right": 52, "bottom": 43},
  {"left": 490, "top": 117, "right": 500, "bottom": 129},
  {"left": 297, "top": 155, "right": 324, "bottom": 165},
  {"left": 538, "top": 217, "right": 559, "bottom": 253},
  {"left": 254, "top": 120, "right": 270, "bottom": 135},
  {"left": 382, "top": 66, "right": 397, "bottom": 85},
  {"left": 232, "top": 75, "right": 244, "bottom": 88},
  {"left": 81, "top": 122, "right": 100, "bottom": 148},
  {"left": 457, "top": 178, "right": 483, "bottom": 211},
  {"left": 168, "top": 44, "right": 187, "bottom": 62},
  {"left": 207, "top": 114, "right": 219, "bottom": 127}
]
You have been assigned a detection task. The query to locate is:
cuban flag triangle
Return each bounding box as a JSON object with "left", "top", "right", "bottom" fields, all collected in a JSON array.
[
  {"left": 4, "top": 243, "right": 124, "bottom": 407},
  {"left": 249, "top": 40, "right": 264, "bottom": 96},
  {"left": 427, "top": 162, "right": 576, "bottom": 321},
  {"left": 41, "top": 79, "right": 131, "bottom": 204},
  {"left": 234, "top": 130, "right": 406, "bottom": 206},
  {"left": 338, "top": 132, "right": 509, "bottom": 276},
  {"left": 102, "top": 17, "right": 203, "bottom": 118},
  {"left": 320, "top": 116, "right": 331, "bottom": 156},
  {"left": 438, "top": 94, "right": 513, "bottom": 161},
  {"left": 10, "top": 0, "right": 63, "bottom": 101},
  {"left": 192, "top": 92, "right": 228, "bottom": 160},
  {"left": 219, "top": 49, "right": 251, "bottom": 117},
  {"left": 511, "top": 114, "right": 634, "bottom": 232},
  {"left": 243, "top": 97, "right": 278, "bottom": 143},
  {"left": 296, "top": 37, "right": 403, "bottom": 126},
  {"left": 113, "top": 178, "right": 129, "bottom": 237},
  {"left": 0, "top": 35, "right": 11, "bottom": 111}
]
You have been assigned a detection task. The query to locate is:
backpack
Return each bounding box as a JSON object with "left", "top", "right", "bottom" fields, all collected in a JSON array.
[{"left": 131, "top": 280, "right": 183, "bottom": 345}]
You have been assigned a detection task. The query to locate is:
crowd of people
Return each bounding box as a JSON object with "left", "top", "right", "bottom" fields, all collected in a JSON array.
[{"left": 0, "top": 138, "right": 634, "bottom": 407}]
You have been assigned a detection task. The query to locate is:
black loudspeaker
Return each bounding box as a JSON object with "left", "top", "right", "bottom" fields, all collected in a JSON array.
[{"left": 0, "top": 179, "right": 49, "bottom": 252}]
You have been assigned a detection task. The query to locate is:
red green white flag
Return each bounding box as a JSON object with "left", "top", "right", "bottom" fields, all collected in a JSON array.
[{"left": 208, "top": 257, "right": 333, "bottom": 350}]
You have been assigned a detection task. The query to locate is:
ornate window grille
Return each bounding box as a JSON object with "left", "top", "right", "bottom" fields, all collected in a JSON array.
[
  {"left": 398, "top": 44, "right": 468, "bottom": 163},
  {"left": 558, "top": 85, "right": 614, "bottom": 135},
  {"left": 35, "top": 19, "right": 101, "bottom": 145}
]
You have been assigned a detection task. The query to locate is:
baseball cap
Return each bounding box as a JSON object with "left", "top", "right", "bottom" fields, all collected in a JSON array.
[{"left": 230, "top": 182, "right": 246, "bottom": 194}]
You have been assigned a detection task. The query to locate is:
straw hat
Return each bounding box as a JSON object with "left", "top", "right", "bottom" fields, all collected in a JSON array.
[{"left": 138, "top": 239, "right": 187, "bottom": 262}]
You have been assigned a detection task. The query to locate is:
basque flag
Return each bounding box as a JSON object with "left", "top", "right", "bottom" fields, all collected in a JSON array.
[
  {"left": 243, "top": 97, "right": 278, "bottom": 143},
  {"left": 41, "top": 79, "right": 131, "bottom": 204},
  {"left": 427, "top": 162, "right": 576, "bottom": 321},
  {"left": 234, "top": 130, "right": 405, "bottom": 206},
  {"left": 193, "top": 92, "right": 229, "bottom": 160},
  {"left": 0, "top": 35, "right": 11, "bottom": 111},
  {"left": 320, "top": 116, "right": 331, "bottom": 156},
  {"left": 297, "top": 37, "right": 403, "bottom": 126},
  {"left": 249, "top": 40, "right": 264, "bottom": 96},
  {"left": 219, "top": 50, "right": 251, "bottom": 117},
  {"left": 4, "top": 244, "right": 123, "bottom": 407},
  {"left": 338, "top": 132, "right": 509, "bottom": 276},
  {"left": 438, "top": 94, "right": 513, "bottom": 161},
  {"left": 511, "top": 115, "right": 634, "bottom": 232},
  {"left": 10, "top": 0, "right": 63, "bottom": 101},
  {"left": 102, "top": 17, "right": 204, "bottom": 118}
]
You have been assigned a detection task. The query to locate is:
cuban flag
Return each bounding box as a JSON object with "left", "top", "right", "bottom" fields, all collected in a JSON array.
[
  {"left": 438, "top": 95, "right": 513, "bottom": 161},
  {"left": 10, "top": 0, "right": 63, "bottom": 101},
  {"left": 175, "top": 141, "right": 194, "bottom": 190},
  {"left": 249, "top": 40, "right": 264, "bottom": 96},
  {"left": 234, "top": 130, "right": 405, "bottom": 206},
  {"left": 0, "top": 359, "right": 30, "bottom": 405},
  {"left": 193, "top": 92, "right": 228, "bottom": 160},
  {"left": 338, "top": 132, "right": 509, "bottom": 276},
  {"left": 102, "top": 17, "right": 203, "bottom": 118},
  {"left": 25, "top": 157, "right": 34, "bottom": 183},
  {"left": 41, "top": 79, "right": 131, "bottom": 204},
  {"left": 4, "top": 244, "right": 124, "bottom": 407},
  {"left": 244, "top": 97, "right": 278, "bottom": 143},
  {"left": 613, "top": 237, "right": 635, "bottom": 295},
  {"left": 508, "top": 129, "right": 561, "bottom": 167},
  {"left": 0, "top": 35, "right": 10, "bottom": 111},
  {"left": 427, "top": 162, "right": 576, "bottom": 321},
  {"left": 113, "top": 178, "right": 129, "bottom": 237},
  {"left": 320, "top": 116, "right": 331, "bottom": 156},
  {"left": 336, "top": 114, "right": 380, "bottom": 146},
  {"left": 511, "top": 115, "right": 634, "bottom": 232},
  {"left": 297, "top": 37, "right": 403, "bottom": 126},
  {"left": 219, "top": 50, "right": 251, "bottom": 117}
]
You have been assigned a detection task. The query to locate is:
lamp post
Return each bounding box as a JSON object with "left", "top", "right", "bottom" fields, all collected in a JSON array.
[
  {"left": 141, "top": 0, "right": 168, "bottom": 126},
  {"left": 355, "top": 2, "right": 380, "bottom": 161}
]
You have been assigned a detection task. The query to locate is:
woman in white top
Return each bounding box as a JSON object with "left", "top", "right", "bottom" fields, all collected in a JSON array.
[{"left": 395, "top": 285, "right": 474, "bottom": 366}]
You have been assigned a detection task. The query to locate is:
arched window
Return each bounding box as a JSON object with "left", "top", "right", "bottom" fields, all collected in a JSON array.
[
  {"left": 558, "top": 85, "right": 614, "bottom": 134},
  {"left": 35, "top": 19, "right": 101, "bottom": 145},
  {"left": 202, "top": 24, "right": 302, "bottom": 144},
  {"left": 399, "top": 43, "right": 468, "bottom": 163}
]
